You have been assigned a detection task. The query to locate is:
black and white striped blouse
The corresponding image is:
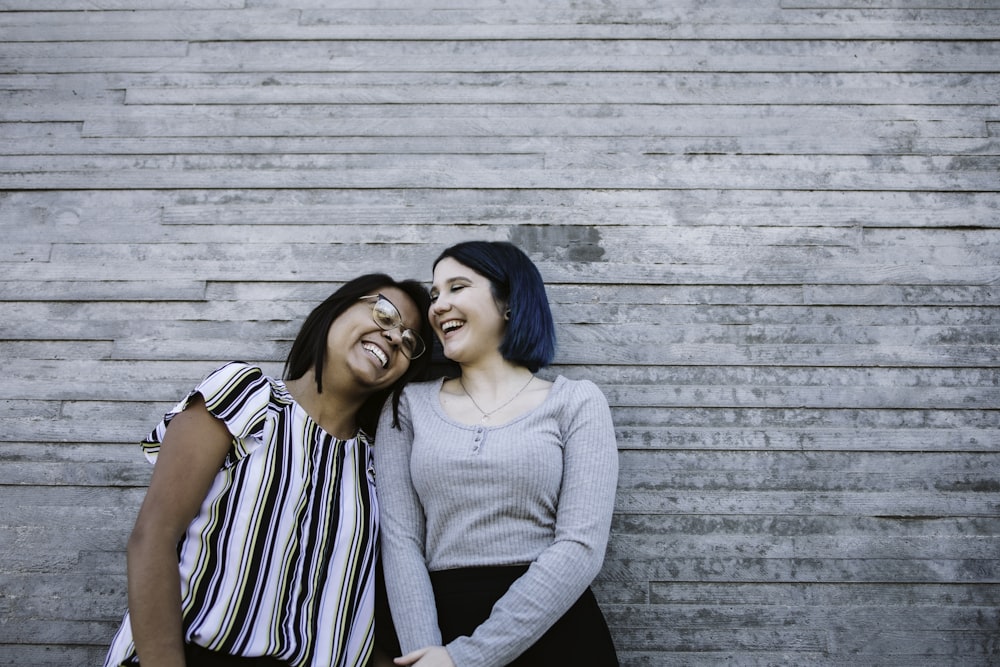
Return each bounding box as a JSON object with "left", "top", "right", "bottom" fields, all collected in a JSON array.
[{"left": 105, "top": 362, "right": 378, "bottom": 667}]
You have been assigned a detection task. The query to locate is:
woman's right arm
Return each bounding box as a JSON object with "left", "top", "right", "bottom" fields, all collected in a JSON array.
[
  {"left": 374, "top": 396, "right": 444, "bottom": 654},
  {"left": 126, "top": 394, "right": 232, "bottom": 667}
]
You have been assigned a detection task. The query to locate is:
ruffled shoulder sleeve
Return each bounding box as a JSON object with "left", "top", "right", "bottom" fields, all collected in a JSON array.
[{"left": 139, "top": 362, "right": 273, "bottom": 464}]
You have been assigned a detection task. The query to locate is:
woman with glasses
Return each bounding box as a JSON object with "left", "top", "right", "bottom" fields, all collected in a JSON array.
[
  {"left": 105, "top": 274, "right": 432, "bottom": 667},
  {"left": 374, "top": 242, "right": 620, "bottom": 667}
]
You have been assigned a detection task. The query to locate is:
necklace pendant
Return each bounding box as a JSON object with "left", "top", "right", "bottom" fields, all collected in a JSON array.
[{"left": 459, "top": 374, "right": 534, "bottom": 427}]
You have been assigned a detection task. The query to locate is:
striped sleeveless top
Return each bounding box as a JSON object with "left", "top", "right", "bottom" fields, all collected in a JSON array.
[{"left": 104, "top": 362, "right": 378, "bottom": 667}]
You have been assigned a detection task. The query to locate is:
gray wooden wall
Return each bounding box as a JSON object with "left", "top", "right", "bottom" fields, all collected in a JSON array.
[{"left": 1, "top": 1, "right": 998, "bottom": 665}]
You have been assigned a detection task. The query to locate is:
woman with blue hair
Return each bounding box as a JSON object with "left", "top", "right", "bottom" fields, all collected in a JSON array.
[{"left": 374, "top": 241, "right": 620, "bottom": 667}]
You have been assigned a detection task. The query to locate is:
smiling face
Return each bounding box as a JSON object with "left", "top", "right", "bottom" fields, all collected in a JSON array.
[
  {"left": 429, "top": 257, "right": 507, "bottom": 365},
  {"left": 324, "top": 285, "right": 421, "bottom": 391}
]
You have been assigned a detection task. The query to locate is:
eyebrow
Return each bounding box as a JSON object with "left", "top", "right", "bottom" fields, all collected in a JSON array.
[{"left": 430, "top": 275, "right": 474, "bottom": 292}]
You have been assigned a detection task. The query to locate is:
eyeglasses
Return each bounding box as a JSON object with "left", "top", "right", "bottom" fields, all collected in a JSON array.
[{"left": 359, "top": 294, "right": 426, "bottom": 360}]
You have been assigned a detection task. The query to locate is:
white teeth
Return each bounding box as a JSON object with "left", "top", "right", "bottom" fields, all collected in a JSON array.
[
  {"left": 362, "top": 342, "right": 388, "bottom": 368},
  {"left": 442, "top": 320, "right": 463, "bottom": 332}
]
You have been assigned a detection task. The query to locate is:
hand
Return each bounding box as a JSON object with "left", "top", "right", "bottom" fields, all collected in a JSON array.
[{"left": 394, "top": 646, "right": 455, "bottom": 667}]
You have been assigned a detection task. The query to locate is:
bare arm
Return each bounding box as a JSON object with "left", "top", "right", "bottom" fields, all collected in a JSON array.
[{"left": 126, "top": 394, "right": 232, "bottom": 667}]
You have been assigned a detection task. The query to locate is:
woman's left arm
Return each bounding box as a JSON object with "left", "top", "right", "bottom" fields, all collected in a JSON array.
[{"left": 444, "top": 380, "right": 619, "bottom": 667}]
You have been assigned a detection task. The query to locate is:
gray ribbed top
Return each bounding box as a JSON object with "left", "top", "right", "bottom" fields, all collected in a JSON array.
[{"left": 374, "top": 376, "right": 619, "bottom": 667}]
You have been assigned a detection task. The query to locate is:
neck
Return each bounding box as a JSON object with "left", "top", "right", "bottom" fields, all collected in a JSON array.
[
  {"left": 457, "top": 359, "right": 533, "bottom": 401},
  {"left": 285, "top": 371, "right": 366, "bottom": 439}
]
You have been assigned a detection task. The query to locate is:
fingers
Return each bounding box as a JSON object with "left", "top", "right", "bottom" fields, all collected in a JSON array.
[
  {"left": 393, "top": 647, "right": 428, "bottom": 666},
  {"left": 393, "top": 646, "right": 454, "bottom": 667}
]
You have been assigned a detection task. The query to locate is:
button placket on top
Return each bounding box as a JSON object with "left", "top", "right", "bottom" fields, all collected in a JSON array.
[{"left": 471, "top": 425, "right": 486, "bottom": 455}]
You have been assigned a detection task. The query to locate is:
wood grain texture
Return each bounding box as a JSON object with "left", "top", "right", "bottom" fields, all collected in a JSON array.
[{"left": 1, "top": 1, "right": 997, "bottom": 664}]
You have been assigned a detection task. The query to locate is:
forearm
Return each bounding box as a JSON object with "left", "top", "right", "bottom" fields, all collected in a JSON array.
[
  {"left": 381, "top": 536, "right": 442, "bottom": 652},
  {"left": 126, "top": 534, "right": 187, "bottom": 667},
  {"left": 444, "top": 542, "right": 603, "bottom": 667},
  {"left": 374, "top": 397, "right": 444, "bottom": 653}
]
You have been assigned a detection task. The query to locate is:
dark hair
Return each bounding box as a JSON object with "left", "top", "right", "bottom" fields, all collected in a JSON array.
[
  {"left": 282, "top": 273, "right": 433, "bottom": 435},
  {"left": 433, "top": 241, "right": 556, "bottom": 372}
]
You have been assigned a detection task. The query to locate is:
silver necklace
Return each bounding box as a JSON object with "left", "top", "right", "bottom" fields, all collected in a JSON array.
[{"left": 459, "top": 374, "right": 534, "bottom": 423}]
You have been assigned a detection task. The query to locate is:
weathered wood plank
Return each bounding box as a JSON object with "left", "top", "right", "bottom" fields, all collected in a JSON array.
[
  {"left": 0, "top": 620, "right": 123, "bottom": 650},
  {"left": 0, "top": 574, "right": 127, "bottom": 622},
  {"left": 0, "top": 341, "right": 114, "bottom": 361},
  {"left": 601, "top": 551, "right": 1000, "bottom": 580},
  {"left": 5, "top": 73, "right": 1000, "bottom": 111},
  {"left": 6, "top": 154, "right": 999, "bottom": 183},
  {"left": 621, "top": 426, "right": 999, "bottom": 452},
  {"left": 75, "top": 114, "right": 985, "bottom": 141},
  {"left": 611, "top": 405, "right": 1000, "bottom": 430},
  {"left": 0, "top": 646, "right": 112, "bottom": 667},
  {"left": 3, "top": 4, "right": 998, "bottom": 40},
  {"left": 0, "top": 41, "right": 188, "bottom": 58},
  {"left": 0, "top": 0, "right": 242, "bottom": 8},
  {"left": 3, "top": 184, "right": 997, "bottom": 223},
  {"left": 3, "top": 228, "right": 999, "bottom": 266},
  {"left": 783, "top": 0, "right": 1000, "bottom": 8},
  {"left": 2, "top": 257, "right": 994, "bottom": 287},
  {"left": 607, "top": 611, "right": 996, "bottom": 655},
  {"left": 2, "top": 165, "right": 995, "bottom": 191},
  {"left": 4, "top": 71, "right": 996, "bottom": 101},
  {"left": 614, "top": 491, "right": 1000, "bottom": 517},
  {"left": 0, "top": 280, "right": 207, "bottom": 301},
  {"left": 81, "top": 100, "right": 978, "bottom": 127},
  {"left": 7, "top": 38, "right": 999, "bottom": 64},
  {"left": 4, "top": 134, "right": 997, "bottom": 160},
  {"left": 608, "top": 653, "right": 992, "bottom": 667},
  {"left": 2, "top": 191, "right": 997, "bottom": 230},
  {"left": 181, "top": 38, "right": 1000, "bottom": 64},
  {"left": 644, "top": 580, "right": 1000, "bottom": 605},
  {"left": 6, "top": 101, "right": 997, "bottom": 130},
  {"left": 119, "top": 82, "right": 1000, "bottom": 107},
  {"left": 603, "top": 605, "right": 1000, "bottom": 634},
  {"left": 616, "top": 450, "right": 1000, "bottom": 487},
  {"left": 614, "top": 514, "right": 1000, "bottom": 538}
]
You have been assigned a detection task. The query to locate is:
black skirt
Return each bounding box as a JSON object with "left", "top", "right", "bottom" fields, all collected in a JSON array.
[
  {"left": 430, "top": 565, "right": 619, "bottom": 667},
  {"left": 126, "top": 643, "right": 293, "bottom": 667},
  {"left": 181, "top": 643, "right": 291, "bottom": 667}
]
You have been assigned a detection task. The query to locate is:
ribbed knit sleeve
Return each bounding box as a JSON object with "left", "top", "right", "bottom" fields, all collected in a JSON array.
[
  {"left": 374, "top": 386, "right": 444, "bottom": 652},
  {"left": 374, "top": 377, "right": 619, "bottom": 667}
]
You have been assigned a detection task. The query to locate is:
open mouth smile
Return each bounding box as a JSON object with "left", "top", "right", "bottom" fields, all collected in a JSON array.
[
  {"left": 440, "top": 320, "right": 464, "bottom": 335},
  {"left": 362, "top": 342, "right": 389, "bottom": 368}
]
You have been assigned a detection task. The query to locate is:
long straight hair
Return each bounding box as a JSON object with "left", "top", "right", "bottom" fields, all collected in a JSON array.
[{"left": 283, "top": 274, "right": 432, "bottom": 435}]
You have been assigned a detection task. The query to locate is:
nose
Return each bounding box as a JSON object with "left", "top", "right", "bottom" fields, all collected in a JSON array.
[
  {"left": 382, "top": 325, "right": 403, "bottom": 347},
  {"left": 431, "top": 296, "right": 450, "bottom": 315}
]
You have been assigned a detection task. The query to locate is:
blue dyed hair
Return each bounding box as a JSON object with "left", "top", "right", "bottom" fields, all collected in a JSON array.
[{"left": 433, "top": 241, "right": 556, "bottom": 372}]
